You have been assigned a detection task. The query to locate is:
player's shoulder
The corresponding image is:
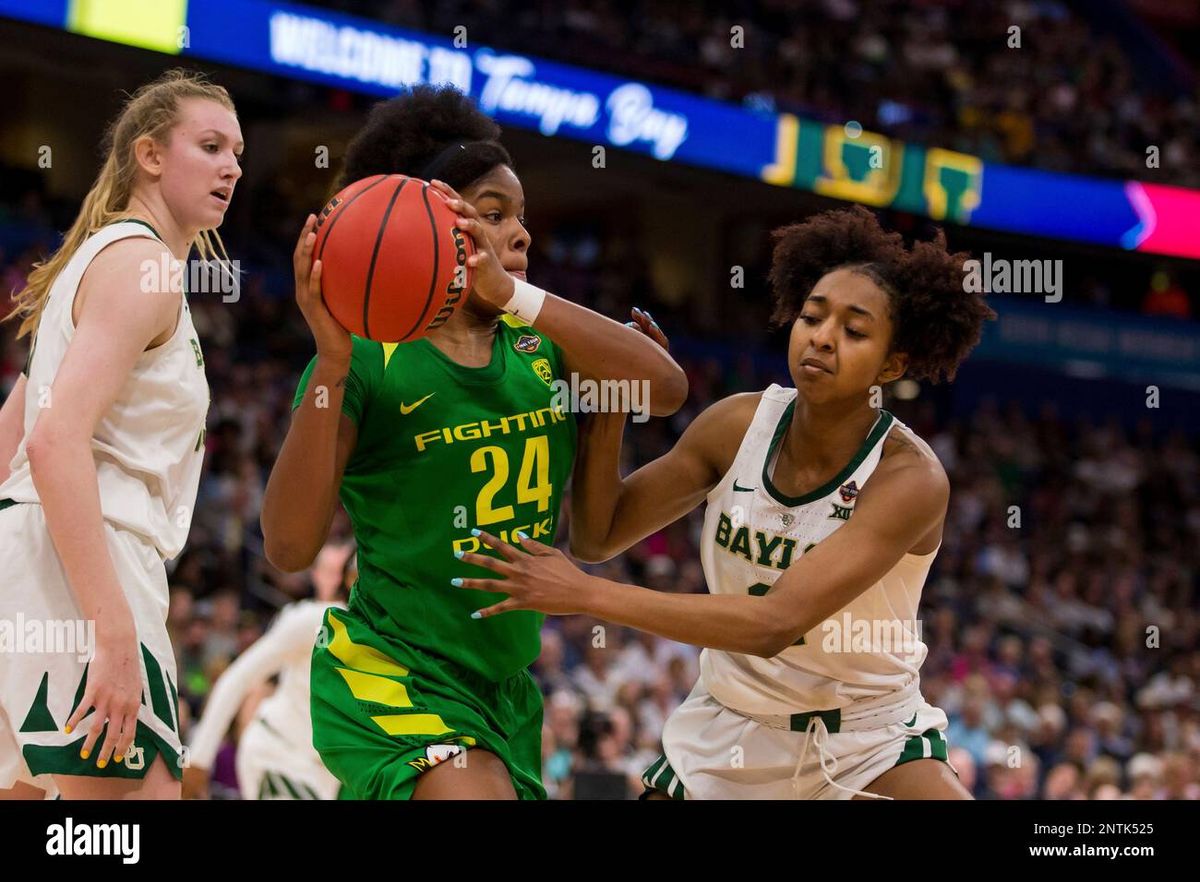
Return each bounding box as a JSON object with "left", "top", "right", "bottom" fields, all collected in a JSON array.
[
  {"left": 876, "top": 417, "right": 948, "bottom": 497},
  {"left": 83, "top": 233, "right": 172, "bottom": 291},
  {"left": 678, "top": 389, "right": 767, "bottom": 470},
  {"left": 345, "top": 334, "right": 393, "bottom": 375},
  {"left": 698, "top": 389, "right": 766, "bottom": 427},
  {"left": 76, "top": 234, "right": 178, "bottom": 328}
]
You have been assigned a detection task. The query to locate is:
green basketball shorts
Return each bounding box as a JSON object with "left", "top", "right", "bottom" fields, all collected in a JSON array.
[{"left": 309, "top": 606, "right": 545, "bottom": 800}]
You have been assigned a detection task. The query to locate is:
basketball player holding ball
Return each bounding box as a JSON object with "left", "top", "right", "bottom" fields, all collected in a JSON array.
[
  {"left": 261, "top": 85, "right": 686, "bottom": 800},
  {"left": 458, "top": 208, "right": 994, "bottom": 800}
]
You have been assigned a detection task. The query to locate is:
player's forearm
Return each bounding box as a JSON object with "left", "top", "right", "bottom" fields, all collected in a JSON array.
[
  {"left": 569, "top": 412, "right": 628, "bottom": 561},
  {"left": 262, "top": 359, "right": 347, "bottom": 571},
  {"left": 26, "top": 428, "right": 133, "bottom": 635},
  {"left": 532, "top": 295, "right": 688, "bottom": 416},
  {"left": 578, "top": 577, "right": 780, "bottom": 657}
]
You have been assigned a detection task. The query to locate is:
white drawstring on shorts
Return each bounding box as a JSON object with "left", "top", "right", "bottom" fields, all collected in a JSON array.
[{"left": 792, "top": 714, "right": 893, "bottom": 800}]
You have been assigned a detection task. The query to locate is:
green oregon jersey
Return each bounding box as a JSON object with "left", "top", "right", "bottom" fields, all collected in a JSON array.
[{"left": 293, "top": 316, "right": 577, "bottom": 681}]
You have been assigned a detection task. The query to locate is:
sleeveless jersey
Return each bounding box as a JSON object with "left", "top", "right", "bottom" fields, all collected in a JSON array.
[
  {"left": 0, "top": 221, "right": 209, "bottom": 561},
  {"left": 293, "top": 316, "right": 577, "bottom": 682},
  {"left": 698, "top": 384, "right": 938, "bottom": 716}
]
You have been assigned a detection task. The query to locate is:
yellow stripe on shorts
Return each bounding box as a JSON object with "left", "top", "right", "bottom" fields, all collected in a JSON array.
[
  {"left": 371, "top": 714, "right": 455, "bottom": 737},
  {"left": 335, "top": 667, "right": 411, "bottom": 708},
  {"left": 325, "top": 612, "right": 409, "bottom": 677}
]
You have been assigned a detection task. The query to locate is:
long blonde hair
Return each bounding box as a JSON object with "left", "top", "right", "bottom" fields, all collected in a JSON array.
[{"left": 5, "top": 68, "right": 237, "bottom": 341}]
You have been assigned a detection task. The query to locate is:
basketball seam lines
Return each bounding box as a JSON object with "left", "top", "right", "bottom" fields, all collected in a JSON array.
[
  {"left": 362, "top": 177, "right": 409, "bottom": 340},
  {"left": 399, "top": 182, "right": 440, "bottom": 342},
  {"left": 315, "top": 174, "right": 390, "bottom": 265}
]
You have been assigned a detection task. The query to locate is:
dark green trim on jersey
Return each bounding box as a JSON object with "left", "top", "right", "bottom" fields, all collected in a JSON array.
[
  {"left": 258, "top": 771, "right": 320, "bottom": 800},
  {"left": 641, "top": 754, "right": 686, "bottom": 800},
  {"left": 0, "top": 498, "right": 17, "bottom": 513},
  {"left": 19, "top": 673, "right": 57, "bottom": 734},
  {"left": 141, "top": 643, "right": 176, "bottom": 733},
  {"left": 761, "top": 401, "right": 895, "bottom": 507},
  {"left": 895, "top": 727, "right": 949, "bottom": 765},
  {"left": 789, "top": 707, "right": 841, "bottom": 733},
  {"left": 120, "top": 218, "right": 164, "bottom": 241},
  {"left": 23, "top": 720, "right": 183, "bottom": 781}
]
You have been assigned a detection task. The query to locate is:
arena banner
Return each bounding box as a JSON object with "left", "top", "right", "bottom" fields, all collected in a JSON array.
[
  {"left": 2, "top": 0, "right": 1197, "bottom": 260},
  {"left": 975, "top": 297, "right": 1200, "bottom": 390}
]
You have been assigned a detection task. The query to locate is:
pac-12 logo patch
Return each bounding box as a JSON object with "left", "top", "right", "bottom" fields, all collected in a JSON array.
[
  {"left": 531, "top": 357, "right": 553, "bottom": 386},
  {"left": 514, "top": 334, "right": 542, "bottom": 353},
  {"left": 839, "top": 480, "right": 859, "bottom": 504}
]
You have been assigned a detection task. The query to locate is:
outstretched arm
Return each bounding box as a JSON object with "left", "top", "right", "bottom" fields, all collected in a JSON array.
[
  {"left": 458, "top": 451, "right": 948, "bottom": 658},
  {"left": 569, "top": 392, "right": 758, "bottom": 562}
]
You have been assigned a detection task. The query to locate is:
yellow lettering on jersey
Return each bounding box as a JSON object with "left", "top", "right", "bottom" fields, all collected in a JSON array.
[
  {"left": 479, "top": 418, "right": 510, "bottom": 438},
  {"left": 450, "top": 518, "right": 554, "bottom": 555},
  {"left": 413, "top": 406, "right": 567, "bottom": 452}
]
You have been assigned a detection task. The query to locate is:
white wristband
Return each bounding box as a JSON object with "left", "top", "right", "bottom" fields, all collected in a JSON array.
[{"left": 503, "top": 278, "right": 547, "bottom": 324}]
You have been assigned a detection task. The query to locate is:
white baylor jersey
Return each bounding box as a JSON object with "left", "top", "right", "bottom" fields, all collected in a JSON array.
[
  {"left": 699, "top": 384, "right": 938, "bottom": 717},
  {"left": 0, "top": 222, "right": 209, "bottom": 560}
]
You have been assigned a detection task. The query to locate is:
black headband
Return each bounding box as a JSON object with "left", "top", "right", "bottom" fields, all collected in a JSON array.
[{"left": 416, "top": 141, "right": 470, "bottom": 182}]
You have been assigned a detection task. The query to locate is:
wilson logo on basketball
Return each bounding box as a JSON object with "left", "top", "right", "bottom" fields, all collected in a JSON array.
[
  {"left": 315, "top": 196, "right": 340, "bottom": 231},
  {"left": 425, "top": 226, "right": 470, "bottom": 333}
]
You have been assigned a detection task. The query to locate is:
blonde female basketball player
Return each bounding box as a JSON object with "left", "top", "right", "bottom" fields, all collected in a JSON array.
[
  {"left": 458, "top": 207, "right": 995, "bottom": 800},
  {"left": 0, "top": 69, "right": 240, "bottom": 800}
]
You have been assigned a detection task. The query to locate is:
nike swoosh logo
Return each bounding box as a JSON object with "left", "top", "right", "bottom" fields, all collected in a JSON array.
[
  {"left": 733, "top": 481, "right": 756, "bottom": 492},
  {"left": 400, "top": 393, "right": 435, "bottom": 415}
]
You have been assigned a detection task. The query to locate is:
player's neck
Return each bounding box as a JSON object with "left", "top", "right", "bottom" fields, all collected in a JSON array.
[
  {"left": 424, "top": 303, "right": 500, "bottom": 364},
  {"left": 124, "top": 194, "right": 192, "bottom": 260},
  {"left": 782, "top": 397, "right": 881, "bottom": 474}
]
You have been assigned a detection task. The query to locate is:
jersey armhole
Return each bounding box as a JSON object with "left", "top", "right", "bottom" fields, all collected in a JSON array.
[
  {"left": 704, "top": 388, "right": 783, "bottom": 505},
  {"left": 65, "top": 228, "right": 181, "bottom": 355}
]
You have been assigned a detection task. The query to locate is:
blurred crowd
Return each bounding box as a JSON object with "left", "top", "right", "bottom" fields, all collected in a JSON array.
[{"left": 309, "top": 0, "right": 1200, "bottom": 188}]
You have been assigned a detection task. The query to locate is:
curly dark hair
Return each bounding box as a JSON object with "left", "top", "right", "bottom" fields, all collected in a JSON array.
[
  {"left": 338, "top": 84, "right": 513, "bottom": 191},
  {"left": 768, "top": 206, "right": 995, "bottom": 383}
]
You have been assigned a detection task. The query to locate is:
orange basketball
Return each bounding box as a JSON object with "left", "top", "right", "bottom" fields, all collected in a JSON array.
[{"left": 312, "top": 174, "right": 474, "bottom": 342}]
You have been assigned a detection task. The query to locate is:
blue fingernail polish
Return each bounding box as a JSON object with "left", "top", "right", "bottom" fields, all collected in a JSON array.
[
  {"left": 471, "top": 528, "right": 481, "bottom": 537},
  {"left": 517, "top": 532, "right": 529, "bottom": 540},
  {"left": 454, "top": 550, "right": 464, "bottom": 559},
  {"left": 451, "top": 578, "right": 463, "bottom": 587},
  {"left": 470, "top": 611, "right": 482, "bottom": 620}
]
